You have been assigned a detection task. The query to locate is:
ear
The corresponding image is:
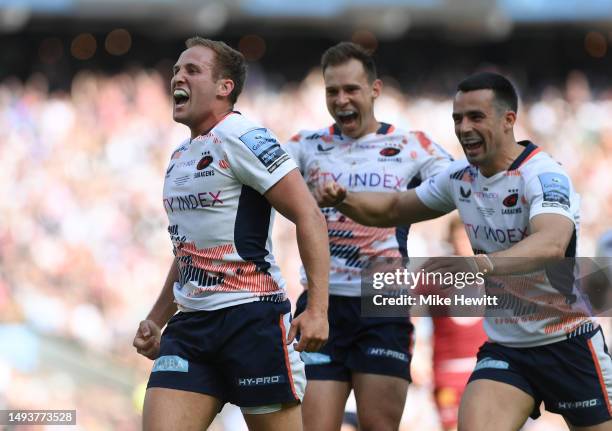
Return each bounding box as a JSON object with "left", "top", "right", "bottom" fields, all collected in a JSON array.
[
  {"left": 372, "top": 78, "right": 382, "bottom": 99},
  {"left": 217, "top": 78, "right": 235, "bottom": 99},
  {"left": 503, "top": 110, "right": 516, "bottom": 131}
]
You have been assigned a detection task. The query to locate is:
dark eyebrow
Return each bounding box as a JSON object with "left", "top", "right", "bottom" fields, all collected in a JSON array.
[
  {"left": 173, "top": 62, "right": 201, "bottom": 73},
  {"left": 325, "top": 84, "right": 361, "bottom": 91},
  {"left": 453, "top": 109, "right": 484, "bottom": 117},
  {"left": 465, "top": 109, "right": 485, "bottom": 116}
]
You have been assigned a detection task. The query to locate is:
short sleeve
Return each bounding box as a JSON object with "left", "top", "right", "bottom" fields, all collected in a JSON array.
[
  {"left": 410, "top": 131, "right": 453, "bottom": 180},
  {"left": 283, "top": 133, "right": 305, "bottom": 172},
  {"left": 526, "top": 171, "right": 577, "bottom": 224},
  {"left": 225, "top": 127, "right": 297, "bottom": 195},
  {"left": 415, "top": 166, "right": 456, "bottom": 213}
]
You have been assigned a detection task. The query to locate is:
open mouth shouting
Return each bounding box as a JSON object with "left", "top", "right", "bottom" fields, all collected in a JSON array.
[
  {"left": 336, "top": 109, "right": 358, "bottom": 129},
  {"left": 173, "top": 88, "right": 190, "bottom": 109},
  {"left": 461, "top": 136, "right": 485, "bottom": 157}
]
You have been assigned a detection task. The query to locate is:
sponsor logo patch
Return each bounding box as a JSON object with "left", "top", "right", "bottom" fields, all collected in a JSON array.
[
  {"left": 366, "top": 347, "right": 410, "bottom": 362},
  {"left": 557, "top": 399, "right": 602, "bottom": 410},
  {"left": 152, "top": 355, "right": 189, "bottom": 373},
  {"left": 474, "top": 357, "right": 509, "bottom": 371},
  {"left": 538, "top": 172, "right": 570, "bottom": 208},
  {"left": 237, "top": 375, "right": 286, "bottom": 386},
  {"left": 477, "top": 207, "right": 495, "bottom": 217},
  {"left": 239, "top": 128, "right": 289, "bottom": 173},
  {"left": 317, "top": 143, "right": 334, "bottom": 152},
  {"left": 301, "top": 352, "right": 332, "bottom": 365}
]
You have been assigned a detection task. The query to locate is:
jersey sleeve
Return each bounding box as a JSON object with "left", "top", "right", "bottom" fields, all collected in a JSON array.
[
  {"left": 282, "top": 132, "right": 306, "bottom": 172},
  {"left": 525, "top": 170, "right": 578, "bottom": 224},
  {"left": 415, "top": 165, "right": 456, "bottom": 213},
  {"left": 225, "top": 126, "right": 297, "bottom": 195},
  {"left": 410, "top": 131, "right": 454, "bottom": 180}
]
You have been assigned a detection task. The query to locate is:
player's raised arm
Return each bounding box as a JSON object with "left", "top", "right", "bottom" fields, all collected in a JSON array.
[{"left": 315, "top": 181, "right": 447, "bottom": 227}]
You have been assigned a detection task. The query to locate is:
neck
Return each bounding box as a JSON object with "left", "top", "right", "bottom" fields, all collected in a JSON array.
[
  {"left": 366, "top": 118, "right": 380, "bottom": 134},
  {"left": 191, "top": 105, "right": 233, "bottom": 139},
  {"left": 479, "top": 139, "right": 524, "bottom": 177},
  {"left": 355, "top": 118, "right": 380, "bottom": 138}
]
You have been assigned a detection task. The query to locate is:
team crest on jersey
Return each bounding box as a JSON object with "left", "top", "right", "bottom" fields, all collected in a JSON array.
[
  {"left": 503, "top": 193, "right": 518, "bottom": 207},
  {"left": 378, "top": 145, "right": 402, "bottom": 162},
  {"left": 501, "top": 190, "right": 523, "bottom": 214},
  {"left": 197, "top": 153, "right": 213, "bottom": 170},
  {"left": 194, "top": 152, "right": 215, "bottom": 179},
  {"left": 380, "top": 147, "right": 400, "bottom": 157}
]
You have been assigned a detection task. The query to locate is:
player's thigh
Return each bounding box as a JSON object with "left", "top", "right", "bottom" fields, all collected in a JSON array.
[
  {"left": 243, "top": 402, "right": 302, "bottom": 431},
  {"left": 567, "top": 419, "right": 612, "bottom": 431},
  {"left": 352, "top": 372, "right": 409, "bottom": 431},
  {"left": 301, "top": 380, "right": 352, "bottom": 431},
  {"left": 143, "top": 387, "right": 221, "bottom": 431},
  {"left": 458, "top": 379, "right": 534, "bottom": 431}
]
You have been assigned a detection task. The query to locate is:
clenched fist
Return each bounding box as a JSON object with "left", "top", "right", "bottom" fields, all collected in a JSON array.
[
  {"left": 314, "top": 181, "right": 347, "bottom": 208},
  {"left": 133, "top": 320, "right": 162, "bottom": 360}
]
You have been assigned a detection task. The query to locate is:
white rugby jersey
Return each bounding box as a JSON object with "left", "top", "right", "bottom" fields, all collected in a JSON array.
[
  {"left": 164, "top": 112, "right": 296, "bottom": 311},
  {"left": 416, "top": 141, "right": 592, "bottom": 347},
  {"left": 285, "top": 123, "right": 452, "bottom": 296}
]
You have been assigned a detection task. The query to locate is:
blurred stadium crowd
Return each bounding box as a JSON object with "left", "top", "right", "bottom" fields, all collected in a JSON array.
[{"left": 1, "top": 60, "right": 611, "bottom": 430}]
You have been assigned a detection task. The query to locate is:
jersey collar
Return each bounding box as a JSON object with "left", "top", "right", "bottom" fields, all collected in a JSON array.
[
  {"left": 507, "top": 140, "right": 541, "bottom": 171},
  {"left": 329, "top": 122, "right": 395, "bottom": 138}
]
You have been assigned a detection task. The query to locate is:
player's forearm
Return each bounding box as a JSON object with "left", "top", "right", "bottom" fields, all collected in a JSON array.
[
  {"left": 146, "top": 258, "right": 179, "bottom": 327},
  {"left": 296, "top": 208, "right": 329, "bottom": 314},
  {"left": 336, "top": 191, "right": 401, "bottom": 227},
  {"left": 488, "top": 231, "right": 569, "bottom": 275}
]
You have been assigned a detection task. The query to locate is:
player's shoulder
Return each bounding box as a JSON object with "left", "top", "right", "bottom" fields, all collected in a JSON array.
[
  {"left": 403, "top": 129, "right": 434, "bottom": 145},
  {"left": 214, "top": 112, "right": 266, "bottom": 138},
  {"left": 519, "top": 145, "right": 570, "bottom": 181},
  {"left": 401, "top": 129, "right": 452, "bottom": 158},
  {"left": 170, "top": 138, "right": 191, "bottom": 157},
  {"left": 287, "top": 125, "right": 336, "bottom": 145},
  {"left": 446, "top": 159, "right": 475, "bottom": 181}
]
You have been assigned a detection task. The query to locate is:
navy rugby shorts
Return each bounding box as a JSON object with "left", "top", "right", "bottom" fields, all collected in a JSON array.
[
  {"left": 469, "top": 326, "right": 612, "bottom": 427},
  {"left": 147, "top": 299, "right": 305, "bottom": 408},
  {"left": 295, "top": 292, "right": 413, "bottom": 381}
]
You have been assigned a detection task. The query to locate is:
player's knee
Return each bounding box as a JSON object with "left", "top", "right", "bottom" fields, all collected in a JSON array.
[{"left": 358, "top": 411, "right": 402, "bottom": 431}]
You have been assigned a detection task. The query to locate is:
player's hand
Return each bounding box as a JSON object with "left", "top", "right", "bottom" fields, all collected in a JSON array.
[
  {"left": 421, "top": 256, "right": 477, "bottom": 276},
  {"left": 133, "top": 320, "right": 162, "bottom": 360},
  {"left": 286, "top": 308, "right": 328, "bottom": 352},
  {"left": 422, "top": 255, "right": 492, "bottom": 278},
  {"left": 314, "top": 181, "right": 347, "bottom": 208}
]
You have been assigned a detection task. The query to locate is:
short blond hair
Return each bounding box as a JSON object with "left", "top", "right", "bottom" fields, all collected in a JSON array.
[{"left": 185, "top": 36, "right": 246, "bottom": 104}]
